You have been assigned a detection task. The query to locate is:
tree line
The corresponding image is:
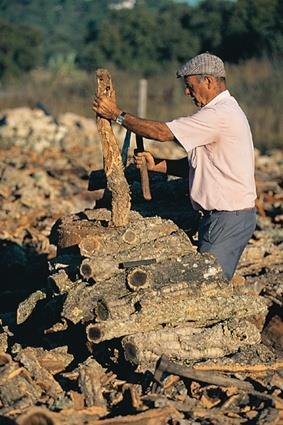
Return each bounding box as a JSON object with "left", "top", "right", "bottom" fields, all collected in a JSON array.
[{"left": 1, "top": 0, "right": 282, "bottom": 79}]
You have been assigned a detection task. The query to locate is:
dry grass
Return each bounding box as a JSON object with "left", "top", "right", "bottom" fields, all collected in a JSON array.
[{"left": 1, "top": 58, "right": 282, "bottom": 150}]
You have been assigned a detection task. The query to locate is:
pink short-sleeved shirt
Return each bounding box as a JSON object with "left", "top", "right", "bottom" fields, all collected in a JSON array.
[{"left": 166, "top": 90, "right": 257, "bottom": 211}]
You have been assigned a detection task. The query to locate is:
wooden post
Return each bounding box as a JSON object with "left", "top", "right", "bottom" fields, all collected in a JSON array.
[
  {"left": 95, "top": 68, "right": 131, "bottom": 226},
  {"left": 137, "top": 78, "right": 147, "bottom": 118}
]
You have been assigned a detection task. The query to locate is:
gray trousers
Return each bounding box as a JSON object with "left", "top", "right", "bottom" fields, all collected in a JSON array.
[{"left": 198, "top": 208, "right": 256, "bottom": 280}]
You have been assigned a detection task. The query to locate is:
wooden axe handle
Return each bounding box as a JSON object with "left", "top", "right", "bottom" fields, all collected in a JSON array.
[
  {"left": 140, "top": 158, "right": 152, "bottom": 200},
  {"left": 135, "top": 135, "right": 152, "bottom": 201}
]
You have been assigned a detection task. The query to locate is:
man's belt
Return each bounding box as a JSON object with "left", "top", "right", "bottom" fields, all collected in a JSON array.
[{"left": 201, "top": 207, "right": 255, "bottom": 216}]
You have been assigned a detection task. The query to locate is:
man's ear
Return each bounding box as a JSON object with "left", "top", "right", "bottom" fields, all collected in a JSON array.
[{"left": 205, "top": 76, "right": 214, "bottom": 88}]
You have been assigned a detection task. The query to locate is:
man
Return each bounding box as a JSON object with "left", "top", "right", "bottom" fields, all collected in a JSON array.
[{"left": 93, "top": 53, "right": 257, "bottom": 280}]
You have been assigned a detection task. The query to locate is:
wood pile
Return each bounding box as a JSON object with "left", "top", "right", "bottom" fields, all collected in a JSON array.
[
  {"left": 47, "top": 208, "right": 266, "bottom": 362},
  {"left": 1, "top": 205, "right": 282, "bottom": 424},
  {"left": 0, "top": 87, "right": 282, "bottom": 423},
  {"left": 237, "top": 149, "right": 283, "bottom": 315}
]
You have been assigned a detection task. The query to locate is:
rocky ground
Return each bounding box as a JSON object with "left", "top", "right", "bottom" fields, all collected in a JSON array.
[{"left": 0, "top": 107, "right": 282, "bottom": 425}]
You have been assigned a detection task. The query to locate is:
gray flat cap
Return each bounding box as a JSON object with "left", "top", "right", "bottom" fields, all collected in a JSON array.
[{"left": 177, "top": 53, "right": 226, "bottom": 78}]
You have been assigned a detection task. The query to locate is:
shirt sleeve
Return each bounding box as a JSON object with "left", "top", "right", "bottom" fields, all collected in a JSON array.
[{"left": 166, "top": 106, "right": 218, "bottom": 152}]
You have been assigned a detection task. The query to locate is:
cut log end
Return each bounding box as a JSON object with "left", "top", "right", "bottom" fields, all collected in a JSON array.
[
  {"left": 123, "top": 342, "right": 139, "bottom": 365},
  {"left": 80, "top": 263, "right": 92, "bottom": 280},
  {"left": 127, "top": 268, "right": 150, "bottom": 291},
  {"left": 122, "top": 229, "right": 137, "bottom": 244},
  {"left": 86, "top": 324, "right": 104, "bottom": 343},
  {"left": 79, "top": 236, "right": 100, "bottom": 256}
]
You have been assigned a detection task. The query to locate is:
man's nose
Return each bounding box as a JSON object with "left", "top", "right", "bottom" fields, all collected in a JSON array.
[{"left": 184, "top": 87, "right": 191, "bottom": 96}]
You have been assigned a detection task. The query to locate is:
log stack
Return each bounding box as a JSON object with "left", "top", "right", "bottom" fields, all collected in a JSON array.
[{"left": 45, "top": 207, "right": 268, "bottom": 372}]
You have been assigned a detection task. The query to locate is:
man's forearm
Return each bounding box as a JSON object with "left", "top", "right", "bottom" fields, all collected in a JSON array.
[
  {"left": 93, "top": 95, "right": 174, "bottom": 142},
  {"left": 122, "top": 112, "right": 174, "bottom": 142}
]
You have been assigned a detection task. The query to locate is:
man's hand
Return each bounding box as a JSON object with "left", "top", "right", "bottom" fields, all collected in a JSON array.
[
  {"left": 134, "top": 151, "right": 155, "bottom": 171},
  {"left": 134, "top": 151, "right": 167, "bottom": 173},
  {"left": 92, "top": 95, "right": 122, "bottom": 120}
]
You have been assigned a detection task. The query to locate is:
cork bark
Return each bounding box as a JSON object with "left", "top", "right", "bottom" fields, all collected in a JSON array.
[
  {"left": 122, "top": 319, "right": 261, "bottom": 370},
  {"left": 63, "top": 251, "right": 226, "bottom": 325},
  {"left": 51, "top": 212, "right": 179, "bottom": 256},
  {"left": 86, "top": 294, "right": 267, "bottom": 343},
  {"left": 95, "top": 68, "right": 131, "bottom": 226},
  {"left": 78, "top": 357, "right": 107, "bottom": 409},
  {"left": 90, "top": 276, "right": 231, "bottom": 324},
  {"left": 80, "top": 230, "right": 194, "bottom": 282}
]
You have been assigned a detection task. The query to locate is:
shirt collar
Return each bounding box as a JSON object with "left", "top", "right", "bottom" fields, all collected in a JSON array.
[{"left": 204, "top": 90, "right": 230, "bottom": 108}]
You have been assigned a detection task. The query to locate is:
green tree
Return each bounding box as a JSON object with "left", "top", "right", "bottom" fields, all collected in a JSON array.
[
  {"left": 1, "top": 0, "right": 282, "bottom": 75},
  {"left": 155, "top": 3, "right": 200, "bottom": 65},
  {"left": 223, "top": 0, "right": 283, "bottom": 61},
  {"left": 190, "top": 0, "right": 233, "bottom": 56},
  {"left": 0, "top": 19, "right": 42, "bottom": 79},
  {"left": 0, "top": 0, "right": 116, "bottom": 64},
  {"left": 79, "top": 2, "right": 200, "bottom": 75}
]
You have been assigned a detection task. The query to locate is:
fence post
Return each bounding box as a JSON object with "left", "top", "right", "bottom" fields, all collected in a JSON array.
[{"left": 138, "top": 78, "right": 147, "bottom": 118}]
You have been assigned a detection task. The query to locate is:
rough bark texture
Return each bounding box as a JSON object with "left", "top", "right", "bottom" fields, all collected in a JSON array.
[
  {"left": 0, "top": 354, "right": 43, "bottom": 415},
  {"left": 16, "top": 346, "right": 74, "bottom": 375},
  {"left": 193, "top": 343, "right": 281, "bottom": 371},
  {"left": 62, "top": 282, "right": 98, "bottom": 324},
  {"left": 96, "top": 68, "right": 131, "bottom": 226},
  {"left": 16, "top": 290, "right": 46, "bottom": 324},
  {"left": 0, "top": 323, "right": 9, "bottom": 353},
  {"left": 79, "top": 229, "right": 194, "bottom": 282},
  {"left": 47, "top": 269, "right": 74, "bottom": 294},
  {"left": 122, "top": 319, "right": 261, "bottom": 371},
  {"left": 17, "top": 405, "right": 181, "bottom": 425},
  {"left": 78, "top": 357, "right": 107, "bottom": 409},
  {"left": 50, "top": 210, "right": 179, "bottom": 255},
  {"left": 63, "top": 251, "right": 226, "bottom": 325},
  {"left": 86, "top": 294, "right": 267, "bottom": 343},
  {"left": 80, "top": 257, "right": 120, "bottom": 282},
  {"left": 193, "top": 359, "right": 283, "bottom": 373},
  {"left": 16, "top": 348, "right": 64, "bottom": 401},
  {"left": 91, "top": 276, "right": 229, "bottom": 324}
]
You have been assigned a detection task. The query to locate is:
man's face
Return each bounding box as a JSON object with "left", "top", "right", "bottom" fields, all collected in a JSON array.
[{"left": 183, "top": 75, "right": 208, "bottom": 107}]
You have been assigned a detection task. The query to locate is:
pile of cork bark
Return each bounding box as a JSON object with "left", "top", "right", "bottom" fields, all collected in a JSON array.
[
  {"left": 0, "top": 70, "right": 282, "bottom": 424},
  {"left": 47, "top": 207, "right": 267, "bottom": 371}
]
